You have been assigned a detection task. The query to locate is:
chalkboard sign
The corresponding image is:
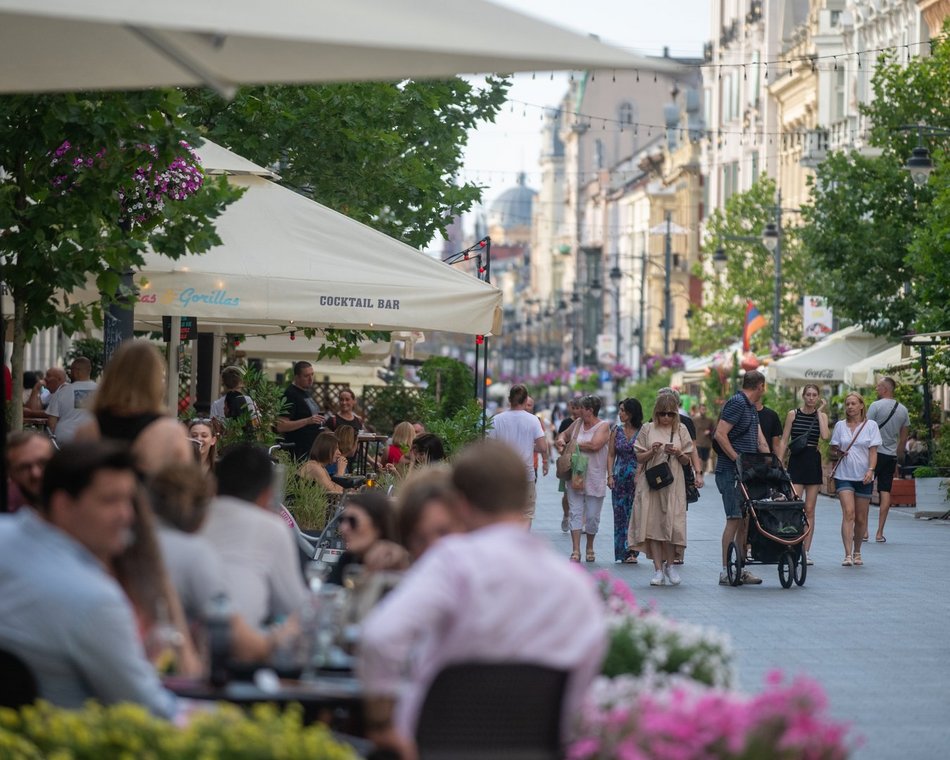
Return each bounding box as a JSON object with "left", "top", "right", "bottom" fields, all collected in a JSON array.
[{"left": 162, "top": 316, "right": 198, "bottom": 342}]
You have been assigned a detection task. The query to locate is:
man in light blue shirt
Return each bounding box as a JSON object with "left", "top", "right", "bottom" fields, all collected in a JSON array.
[{"left": 0, "top": 442, "right": 176, "bottom": 717}]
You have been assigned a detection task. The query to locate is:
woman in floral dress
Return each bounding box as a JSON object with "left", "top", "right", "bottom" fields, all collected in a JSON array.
[{"left": 608, "top": 398, "right": 643, "bottom": 564}]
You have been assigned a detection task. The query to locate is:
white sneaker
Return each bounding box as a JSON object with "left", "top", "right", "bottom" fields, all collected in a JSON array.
[
  {"left": 719, "top": 571, "right": 730, "bottom": 585},
  {"left": 650, "top": 570, "right": 666, "bottom": 586},
  {"left": 664, "top": 563, "right": 682, "bottom": 586}
]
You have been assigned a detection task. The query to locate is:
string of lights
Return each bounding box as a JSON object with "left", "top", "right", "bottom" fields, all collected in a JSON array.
[
  {"left": 504, "top": 94, "right": 881, "bottom": 140},
  {"left": 516, "top": 34, "right": 944, "bottom": 79}
]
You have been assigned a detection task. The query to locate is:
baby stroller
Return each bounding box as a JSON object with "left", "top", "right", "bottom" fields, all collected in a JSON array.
[{"left": 725, "top": 453, "right": 810, "bottom": 588}]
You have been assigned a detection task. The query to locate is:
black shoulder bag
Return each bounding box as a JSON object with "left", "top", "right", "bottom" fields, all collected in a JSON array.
[
  {"left": 788, "top": 410, "right": 818, "bottom": 455},
  {"left": 645, "top": 429, "right": 675, "bottom": 491}
]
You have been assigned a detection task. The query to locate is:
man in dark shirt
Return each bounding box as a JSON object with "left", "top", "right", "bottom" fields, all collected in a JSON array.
[
  {"left": 276, "top": 361, "right": 325, "bottom": 461},
  {"left": 713, "top": 370, "right": 770, "bottom": 585},
  {"left": 755, "top": 398, "right": 784, "bottom": 458}
]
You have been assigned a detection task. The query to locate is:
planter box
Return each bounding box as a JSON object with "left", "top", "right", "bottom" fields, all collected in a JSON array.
[
  {"left": 913, "top": 477, "right": 950, "bottom": 518},
  {"left": 889, "top": 478, "right": 916, "bottom": 507}
]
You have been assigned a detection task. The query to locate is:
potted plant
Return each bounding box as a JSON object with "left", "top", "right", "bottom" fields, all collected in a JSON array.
[{"left": 912, "top": 466, "right": 950, "bottom": 516}]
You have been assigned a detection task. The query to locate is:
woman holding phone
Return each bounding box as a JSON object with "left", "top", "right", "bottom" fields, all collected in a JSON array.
[
  {"left": 628, "top": 394, "right": 693, "bottom": 586},
  {"left": 830, "top": 393, "right": 881, "bottom": 567}
]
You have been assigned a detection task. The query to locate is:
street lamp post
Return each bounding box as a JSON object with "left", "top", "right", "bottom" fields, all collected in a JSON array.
[
  {"left": 663, "top": 211, "right": 673, "bottom": 356},
  {"left": 609, "top": 263, "right": 622, "bottom": 369},
  {"left": 712, "top": 192, "right": 797, "bottom": 349}
]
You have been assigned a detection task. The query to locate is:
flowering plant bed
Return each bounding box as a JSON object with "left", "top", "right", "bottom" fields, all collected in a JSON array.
[
  {"left": 0, "top": 701, "right": 356, "bottom": 759},
  {"left": 583, "top": 573, "right": 855, "bottom": 759},
  {"left": 570, "top": 671, "right": 853, "bottom": 760}
]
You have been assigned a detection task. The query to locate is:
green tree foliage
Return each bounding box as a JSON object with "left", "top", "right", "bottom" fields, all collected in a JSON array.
[
  {"left": 0, "top": 90, "right": 240, "bottom": 428},
  {"left": 182, "top": 78, "right": 508, "bottom": 360},
  {"left": 694, "top": 176, "right": 818, "bottom": 353},
  {"left": 184, "top": 78, "right": 510, "bottom": 248},
  {"left": 418, "top": 356, "right": 474, "bottom": 419},
  {"left": 800, "top": 30, "right": 950, "bottom": 336}
]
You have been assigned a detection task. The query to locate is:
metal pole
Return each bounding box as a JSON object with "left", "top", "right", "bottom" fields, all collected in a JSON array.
[
  {"left": 639, "top": 247, "right": 646, "bottom": 378},
  {"left": 663, "top": 211, "right": 672, "bottom": 356},
  {"left": 614, "top": 286, "right": 622, "bottom": 369},
  {"left": 921, "top": 344, "right": 933, "bottom": 463},
  {"left": 773, "top": 193, "right": 782, "bottom": 348}
]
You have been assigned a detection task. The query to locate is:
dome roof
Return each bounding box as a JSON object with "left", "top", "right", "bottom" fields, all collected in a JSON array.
[{"left": 487, "top": 173, "right": 537, "bottom": 230}]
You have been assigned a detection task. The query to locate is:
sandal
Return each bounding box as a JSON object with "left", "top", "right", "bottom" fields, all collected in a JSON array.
[
  {"left": 842, "top": 555, "right": 853, "bottom": 567},
  {"left": 853, "top": 553, "right": 863, "bottom": 566},
  {"left": 586, "top": 551, "right": 596, "bottom": 563},
  {"left": 570, "top": 551, "right": 581, "bottom": 563}
]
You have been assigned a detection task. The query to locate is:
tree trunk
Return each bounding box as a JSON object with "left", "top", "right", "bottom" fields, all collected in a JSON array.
[{"left": 10, "top": 295, "right": 25, "bottom": 431}]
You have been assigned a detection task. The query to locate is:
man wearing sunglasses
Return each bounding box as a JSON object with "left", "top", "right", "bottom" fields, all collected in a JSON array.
[{"left": 713, "top": 370, "right": 771, "bottom": 586}]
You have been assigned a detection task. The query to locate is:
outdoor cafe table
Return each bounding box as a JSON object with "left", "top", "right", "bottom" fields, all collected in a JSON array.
[
  {"left": 353, "top": 434, "right": 388, "bottom": 476},
  {"left": 164, "top": 672, "right": 364, "bottom": 731}
]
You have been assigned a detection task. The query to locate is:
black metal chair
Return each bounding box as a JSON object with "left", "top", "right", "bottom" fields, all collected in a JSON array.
[
  {"left": 0, "top": 648, "right": 38, "bottom": 709},
  {"left": 415, "top": 662, "right": 569, "bottom": 760}
]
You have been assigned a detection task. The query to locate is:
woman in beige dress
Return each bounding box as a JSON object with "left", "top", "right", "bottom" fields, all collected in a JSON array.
[{"left": 628, "top": 393, "right": 693, "bottom": 586}]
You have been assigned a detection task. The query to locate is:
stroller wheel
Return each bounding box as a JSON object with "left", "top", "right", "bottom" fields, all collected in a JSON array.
[
  {"left": 726, "top": 542, "right": 743, "bottom": 586},
  {"left": 778, "top": 552, "right": 794, "bottom": 589},
  {"left": 793, "top": 546, "right": 807, "bottom": 586}
]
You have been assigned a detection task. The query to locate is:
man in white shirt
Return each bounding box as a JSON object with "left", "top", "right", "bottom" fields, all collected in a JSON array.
[
  {"left": 868, "top": 377, "right": 910, "bottom": 543},
  {"left": 488, "top": 384, "right": 548, "bottom": 525},
  {"left": 199, "top": 444, "right": 306, "bottom": 628},
  {"left": 359, "top": 440, "right": 607, "bottom": 759},
  {"left": 45, "top": 357, "right": 97, "bottom": 445}
]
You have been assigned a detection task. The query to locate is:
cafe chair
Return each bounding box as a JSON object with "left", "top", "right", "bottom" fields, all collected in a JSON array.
[
  {"left": 0, "top": 647, "right": 38, "bottom": 709},
  {"left": 415, "top": 661, "right": 568, "bottom": 760}
]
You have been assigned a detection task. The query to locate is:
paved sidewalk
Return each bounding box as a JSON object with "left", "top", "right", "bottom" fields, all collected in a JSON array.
[{"left": 532, "top": 473, "right": 950, "bottom": 759}]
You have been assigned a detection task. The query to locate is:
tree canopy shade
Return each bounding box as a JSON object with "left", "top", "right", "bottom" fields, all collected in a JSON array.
[
  {"left": 693, "top": 176, "right": 818, "bottom": 355},
  {"left": 799, "top": 27, "right": 950, "bottom": 337},
  {"left": 183, "top": 78, "right": 510, "bottom": 249},
  {"left": 0, "top": 89, "right": 240, "bottom": 428}
]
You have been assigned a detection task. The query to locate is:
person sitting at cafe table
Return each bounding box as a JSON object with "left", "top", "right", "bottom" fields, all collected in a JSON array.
[
  {"left": 298, "top": 432, "right": 348, "bottom": 494},
  {"left": 200, "top": 445, "right": 306, "bottom": 630},
  {"left": 395, "top": 467, "right": 462, "bottom": 562},
  {"left": 149, "top": 462, "right": 298, "bottom": 664},
  {"left": 0, "top": 442, "right": 177, "bottom": 717},
  {"left": 326, "top": 491, "right": 408, "bottom": 587},
  {"left": 358, "top": 439, "right": 607, "bottom": 759}
]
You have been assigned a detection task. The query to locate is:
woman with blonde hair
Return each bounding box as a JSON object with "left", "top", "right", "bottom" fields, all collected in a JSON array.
[
  {"left": 298, "top": 431, "right": 347, "bottom": 493},
  {"left": 780, "top": 384, "right": 829, "bottom": 564},
  {"left": 78, "top": 340, "right": 193, "bottom": 475},
  {"left": 628, "top": 394, "right": 693, "bottom": 586},
  {"left": 830, "top": 392, "right": 881, "bottom": 567},
  {"left": 387, "top": 421, "right": 416, "bottom": 467}
]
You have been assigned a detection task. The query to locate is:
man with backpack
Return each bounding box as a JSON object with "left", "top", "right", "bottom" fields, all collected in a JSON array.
[
  {"left": 210, "top": 366, "right": 260, "bottom": 439},
  {"left": 713, "top": 370, "right": 771, "bottom": 586}
]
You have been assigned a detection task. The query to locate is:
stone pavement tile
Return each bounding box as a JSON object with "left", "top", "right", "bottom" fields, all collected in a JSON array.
[{"left": 530, "top": 472, "right": 950, "bottom": 759}]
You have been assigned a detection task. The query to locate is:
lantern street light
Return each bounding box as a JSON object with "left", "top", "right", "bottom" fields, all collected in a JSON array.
[{"left": 896, "top": 124, "right": 950, "bottom": 186}]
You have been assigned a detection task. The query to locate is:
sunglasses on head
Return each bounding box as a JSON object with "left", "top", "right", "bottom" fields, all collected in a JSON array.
[{"left": 657, "top": 411, "right": 677, "bottom": 418}]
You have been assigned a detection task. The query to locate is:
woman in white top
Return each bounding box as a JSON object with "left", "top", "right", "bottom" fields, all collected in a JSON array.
[
  {"left": 830, "top": 392, "right": 882, "bottom": 567},
  {"left": 561, "top": 395, "right": 610, "bottom": 564}
]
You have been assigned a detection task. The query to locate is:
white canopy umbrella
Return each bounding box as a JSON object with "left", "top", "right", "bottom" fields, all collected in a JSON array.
[
  {"left": 73, "top": 141, "right": 503, "bottom": 336},
  {"left": 766, "top": 326, "right": 894, "bottom": 384},
  {"left": 0, "top": 0, "right": 684, "bottom": 96},
  {"left": 843, "top": 344, "right": 909, "bottom": 388}
]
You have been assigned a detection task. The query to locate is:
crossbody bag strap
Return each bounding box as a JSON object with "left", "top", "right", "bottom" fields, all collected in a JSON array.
[
  {"left": 831, "top": 419, "right": 869, "bottom": 476},
  {"left": 878, "top": 400, "right": 900, "bottom": 430}
]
